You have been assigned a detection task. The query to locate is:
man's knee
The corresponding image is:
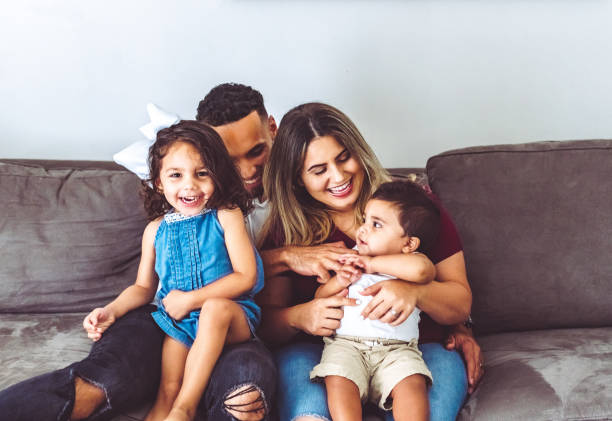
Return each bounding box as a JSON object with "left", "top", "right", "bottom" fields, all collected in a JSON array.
[
  {"left": 70, "top": 376, "right": 106, "bottom": 420},
  {"left": 223, "top": 384, "right": 266, "bottom": 421}
]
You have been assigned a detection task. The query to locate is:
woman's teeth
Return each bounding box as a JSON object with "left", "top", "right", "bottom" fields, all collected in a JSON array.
[{"left": 329, "top": 180, "right": 351, "bottom": 194}]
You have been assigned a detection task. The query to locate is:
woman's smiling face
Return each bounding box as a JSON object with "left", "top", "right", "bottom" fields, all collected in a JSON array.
[{"left": 300, "top": 135, "right": 364, "bottom": 213}]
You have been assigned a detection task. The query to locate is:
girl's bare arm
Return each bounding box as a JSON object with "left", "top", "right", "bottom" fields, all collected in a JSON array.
[{"left": 103, "top": 218, "right": 161, "bottom": 319}]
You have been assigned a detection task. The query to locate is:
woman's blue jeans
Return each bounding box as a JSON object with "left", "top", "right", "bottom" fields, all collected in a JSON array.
[
  {"left": 0, "top": 305, "right": 277, "bottom": 421},
  {"left": 275, "top": 341, "right": 467, "bottom": 421}
]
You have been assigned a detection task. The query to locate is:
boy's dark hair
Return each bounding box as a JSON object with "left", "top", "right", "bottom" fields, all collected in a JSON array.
[
  {"left": 196, "top": 83, "right": 267, "bottom": 126},
  {"left": 142, "top": 120, "right": 252, "bottom": 220},
  {"left": 372, "top": 181, "right": 440, "bottom": 253}
]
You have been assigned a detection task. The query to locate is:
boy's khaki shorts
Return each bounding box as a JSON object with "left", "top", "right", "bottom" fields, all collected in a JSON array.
[{"left": 310, "top": 335, "right": 433, "bottom": 410}]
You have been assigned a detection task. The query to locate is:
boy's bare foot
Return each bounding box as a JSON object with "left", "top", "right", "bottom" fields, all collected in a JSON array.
[{"left": 164, "top": 407, "right": 193, "bottom": 421}]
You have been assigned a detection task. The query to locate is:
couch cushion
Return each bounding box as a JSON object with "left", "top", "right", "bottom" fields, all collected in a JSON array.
[
  {"left": 459, "top": 327, "right": 612, "bottom": 421},
  {"left": 0, "top": 160, "right": 147, "bottom": 313},
  {"left": 0, "top": 313, "right": 90, "bottom": 390},
  {"left": 426, "top": 140, "right": 612, "bottom": 335},
  {"left": 0, "top": 313, "right": 153, "bottom": 421}
]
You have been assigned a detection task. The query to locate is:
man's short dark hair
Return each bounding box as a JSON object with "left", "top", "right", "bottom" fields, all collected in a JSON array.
[
  {"left": 372, "top": 181, "right": 440, "bottom": 253},
  {"left": 196, "top": 83, "right": 268, "bottom": 126}
]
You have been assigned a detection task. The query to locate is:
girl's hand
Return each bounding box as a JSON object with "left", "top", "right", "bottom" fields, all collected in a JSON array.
[
  {"left": 359, "top": 279, "right": 420, "bottom": 326},
  {"left": 162, "top": 289, "right": 194, "bottom": 320},
  {"left": 294, "top": 296, "right": 357, "bottom": 337},
  {"left": 83, "top": 307, "right": 116, "bottom": 341},
  {"left": 339, "top": 254, "right": 373, "bottom": 274}
]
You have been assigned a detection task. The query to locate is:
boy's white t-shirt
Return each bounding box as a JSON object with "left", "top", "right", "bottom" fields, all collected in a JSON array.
[{"left": 335, "top": 273, "right": 421, "bottom": 342}]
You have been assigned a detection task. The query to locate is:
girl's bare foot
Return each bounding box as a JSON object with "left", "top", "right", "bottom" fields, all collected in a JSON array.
[{"left": 164, "top": 407, "right": 193, "bottom": 421}]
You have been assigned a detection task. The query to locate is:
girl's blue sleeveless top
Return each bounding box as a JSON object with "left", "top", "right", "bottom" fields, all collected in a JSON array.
[{"left": 151, "top": 209, "right": 264, "bottom": 347}]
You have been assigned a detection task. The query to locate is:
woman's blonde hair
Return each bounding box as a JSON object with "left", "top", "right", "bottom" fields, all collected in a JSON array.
[{"left": 260, "top": 103, "right": 390, "bottom": 247}]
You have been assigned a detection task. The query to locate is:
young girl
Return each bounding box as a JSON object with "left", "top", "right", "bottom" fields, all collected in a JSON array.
[{"left": 82, "top": 120, "right": 264, "bottom": 421}]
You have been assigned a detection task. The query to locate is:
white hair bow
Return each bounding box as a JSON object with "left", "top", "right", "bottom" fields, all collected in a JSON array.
[{"left": 113, "top": 104, "right": 181, "bottom": 180}]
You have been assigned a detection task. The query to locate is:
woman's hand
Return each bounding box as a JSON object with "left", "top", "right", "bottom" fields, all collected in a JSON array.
[
  {"left": 293, "top": 295, "right": 357, "bottom": 337},
  {"left": 445, "top": 326, "right": 485, "bottom": 394},
  {"left": 162, "top": 289, "right": 195, "bottom": 320},
  {"left": 359, "top": 279, "right": 420, "bottom": 326},
  {"left": 83, "top": 307, "right": 116, "bottom": 341},
  {"left": 284, "top": 241, "right": 356, "bottom": 283}
]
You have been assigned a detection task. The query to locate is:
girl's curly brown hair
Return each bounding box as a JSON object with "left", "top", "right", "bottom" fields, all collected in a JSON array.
[{"left": 142, "top": 120, "right": 252, "bottom": 221}]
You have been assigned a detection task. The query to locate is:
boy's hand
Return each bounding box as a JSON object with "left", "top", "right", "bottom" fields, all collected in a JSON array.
[
  {"left": 336, "top": 263, "right": 363, "bottom": 287},
  {"left": 83, "top": 308, "right": 116, "bottom": 341},
  {"left": 339, "top": 254, "right": 373, "bottom": 274},
  {"left": 285, "top": 241, "right": 356, "bottom": 283},
  {"left": 162, "top": 289, "right": 194, "bottom": 320}
]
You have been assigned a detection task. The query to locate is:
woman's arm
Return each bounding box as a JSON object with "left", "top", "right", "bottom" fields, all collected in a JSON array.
[
  {"left": 413, "top": 251, "right": 471, "bottom": 322},
  {"left": 161, "top": 207, "right": 258, "bottom": 320},
  {"left": 83, "top": 219, "right": 160, "bottom": 340}
]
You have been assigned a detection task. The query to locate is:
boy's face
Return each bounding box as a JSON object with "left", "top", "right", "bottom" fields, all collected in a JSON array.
[
  {"left": 212, "top": 110, "right": 276, "bottom": 201},
  {"left": 356, "top": 199, "right": 413, "bottom": 256}
]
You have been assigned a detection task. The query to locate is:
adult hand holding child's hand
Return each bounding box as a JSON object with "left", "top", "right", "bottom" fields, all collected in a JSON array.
[
  {"left": 339, "top": 254, "right": 373, "bottom": 274},
  {"left": 83, "top": 307, "right": 116, "bottom": 341},
  {"left": 285, "top": 241, "right": 356, "bottom": 283}
]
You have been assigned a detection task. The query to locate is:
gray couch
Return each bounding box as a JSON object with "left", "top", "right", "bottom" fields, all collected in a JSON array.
[
  {"left": 426, "top": 140, "right": 612, "bottom": 420},
  {"left": 1, "top": 139, "right": 611, "bottom": 420}
]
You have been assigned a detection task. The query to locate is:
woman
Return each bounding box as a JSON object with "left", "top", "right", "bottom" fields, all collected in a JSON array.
[{"left": 257, "top": 102, "right": 481, "bottom": 421}]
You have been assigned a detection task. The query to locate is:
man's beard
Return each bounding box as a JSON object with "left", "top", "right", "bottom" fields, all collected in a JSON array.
[{"left": 248, "top": 184, "right": 264, "bottom": 202}]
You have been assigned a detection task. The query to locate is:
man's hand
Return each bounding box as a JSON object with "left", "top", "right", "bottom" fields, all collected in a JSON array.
[
  {"left": 445, "top": 326, "right": 484, "bottom": 394},
  {"left": 83, "top": 307, "right": 116, "bottom": 341},
  {"left": 162, "top": 289, "right": 195, "bottom": 320},
  {"left": 294, "top": 296, "right": 357, "bottom": 337},
  {"left": 285, "top": 241, "right": 356, "bottom": 283}
]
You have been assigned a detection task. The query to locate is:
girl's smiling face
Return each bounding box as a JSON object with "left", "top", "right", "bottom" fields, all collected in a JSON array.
[
  {"left": 157, "top": 141, "right": 215, "bottom": 216},
  {"left": 299, "top": 135, "right": 364, "bottom": 214}
]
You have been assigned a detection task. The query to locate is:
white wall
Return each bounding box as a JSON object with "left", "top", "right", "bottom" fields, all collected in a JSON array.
[{"left": 2, "top": 0, "right": 612, "bottom": 167}]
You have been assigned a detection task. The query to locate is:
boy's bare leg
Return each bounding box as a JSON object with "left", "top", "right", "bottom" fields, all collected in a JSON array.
[
  {"left": 391, "top": 374, "right": 428, "bottom": 421},
  {"left": 70, "top": 377, "right": 106, "bottom": 420},
  {"left": 144, "top": 336, "right": 189, "bottom": 421},
  {"left": 165, "top": 298, "right": 251, "bottom": 421},
  {"left": 324, "top": 375, "right": 362, "bottom": 421}
]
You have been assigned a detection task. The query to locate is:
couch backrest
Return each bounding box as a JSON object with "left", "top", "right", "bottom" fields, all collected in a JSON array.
[
  {"left": 426, "top": 140, "right": 612, "bottom": 335},
  {"left": 0, "top": 160, "right": 147, "bottom": 313}
]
